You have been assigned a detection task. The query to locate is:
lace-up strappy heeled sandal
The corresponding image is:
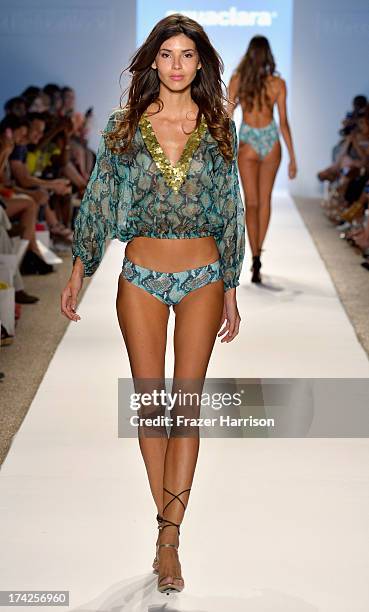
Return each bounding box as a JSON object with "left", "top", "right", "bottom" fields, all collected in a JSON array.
[
  {"left": 250, "top": 248, "right": 264, "bottom": 283},
  {"left": 152, "top": 513, "right": 163, "bottom": 573},
  {"left": 157, "top": 486, "right": 191, "bottom": 595}
]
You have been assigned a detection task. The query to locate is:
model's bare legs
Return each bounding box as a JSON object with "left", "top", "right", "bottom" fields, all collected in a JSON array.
[
  {"left": 157, "top": 277, "right": 224, "bottom": 587},
  {"left": 116, "top": 273, "right": 224, "bottom": 587},
  {"left": 258, "top": 141, "right": 281, "bottom": 248},
  {"left": 116, "top": 274, "right": 170, "bottom": 513},
  {"left": 238, "top": 144, "right": 260, "bottom": 256},
  {"left": 238, "top": 141, "right": 281, "bottom": 255}
]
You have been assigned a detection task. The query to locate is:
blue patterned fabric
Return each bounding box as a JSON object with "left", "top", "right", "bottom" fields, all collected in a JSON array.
[
  {"left": 238, "top": 118, "right": 279, "bottom": 159},
  {"left": 121, "top": 255, "right": 222, "bottom": 307},
  {"left": 72, "top": 109, "right": 245, "bottom": 292}
]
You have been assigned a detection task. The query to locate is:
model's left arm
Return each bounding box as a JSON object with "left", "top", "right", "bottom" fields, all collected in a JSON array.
[
  {"left": 226, "top": 72, "right": 240, "bottom": 117},
  {"left": 214, "top": 119, "right": 246, "bottom": 292}
]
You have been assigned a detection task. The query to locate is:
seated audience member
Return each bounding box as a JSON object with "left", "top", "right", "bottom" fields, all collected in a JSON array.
[
  {"left": 20, "top": 86, "right": 49, "bottom": 113},
  {"left": 320, "top": 107, "right": 369, "bottom": 218},
  {"left": 0, "top": 80, "right": 106, "bottom": 337},
  {"left": 334, "top": 111, "right": 369, "bottom": 200},
  {"left": 0, "top": 201, "right": 39, "bottom": 301},
  {"left": 31, "top": 90, "right": 88, "bottom": 195},
  {"left": 61, "top": 86, "right": 95, "bottom": 179},
  {"left": 4, "top": 96, "right": 27, "bottom": 118},
  {"left": 0, "top": 114, "right": 73, "bottom": 243},
  {"left": 43, "top": 84, "right": 64, "bottom": 117},
  {"left": 0, "top": 81, "right": 99, "bottom": 279},
  {"left": 26, "top": 112, "right": 78, "bottom": 229},
  {"left": 0, "top": 116, "right": 53, "bottom": 274},
  {"left": 318, "top": 100, "right": 369, "bottom": 272},
  {"left": 344, "top": 182, "right": 369, "bottom": 253},
  {"left": 318, "top": 95, "right": 368, "bottom": 181}
]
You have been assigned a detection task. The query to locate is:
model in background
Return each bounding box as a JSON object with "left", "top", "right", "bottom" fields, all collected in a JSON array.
[
  {"left": 61, "top": 13, "right": 245, "bottom": 595},
  {"left": 227, "top": 35, "right": 297, "bottom": 283}
]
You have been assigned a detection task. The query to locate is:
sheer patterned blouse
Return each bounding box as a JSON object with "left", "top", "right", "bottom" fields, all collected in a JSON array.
[{"left": 71, "top": 108, "right": 245, "bottom": 292}]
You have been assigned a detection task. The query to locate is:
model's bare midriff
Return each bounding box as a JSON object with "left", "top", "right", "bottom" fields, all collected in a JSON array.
[
  {"left": 239, "top": 75, "right": 280, "bottom": 128},
  {"left": 125, "top": 236, "right": 220, "bottom": 272}
]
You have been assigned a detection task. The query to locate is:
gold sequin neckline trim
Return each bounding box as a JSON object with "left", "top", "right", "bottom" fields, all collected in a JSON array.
[{"left": 138, "top": 112, "right": 208, "bottom": 193}]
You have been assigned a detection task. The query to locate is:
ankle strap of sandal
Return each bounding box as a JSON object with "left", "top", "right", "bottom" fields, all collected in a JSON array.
[
  {"left": 158, "top": 542, "right": 178, "bottom": 550},
  {"left": 158, "top": 517, "right": 181, "bottom": 535},
  {"left": 158, "top": 487, "right": 191, "bottom": 536}
]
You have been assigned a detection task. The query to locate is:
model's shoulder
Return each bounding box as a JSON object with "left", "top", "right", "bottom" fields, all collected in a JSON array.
[
  {"left": 105, "top": 107, "right": 127, "bottom": 127},
  {"left": 229, "top": 70, "right": 241, "bottom": 85},
  {"left": 270, "top": 75, "right": 286, "bottom": 91},
  {"left": 110, "top": 105, "right": 128, "bottom": 117}
]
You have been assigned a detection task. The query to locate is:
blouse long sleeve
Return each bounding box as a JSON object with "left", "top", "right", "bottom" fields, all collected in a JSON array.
[
  {"left": 214, "top": 119, "right": 246, "bottom": 292},
  {"left": 71, "top": 113, "right": 119, "bottom": 277}
]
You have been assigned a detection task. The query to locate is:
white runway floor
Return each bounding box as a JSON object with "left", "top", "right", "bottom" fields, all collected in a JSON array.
[{"left": 1, "top": 192, "right": 369, "bottom": 611}]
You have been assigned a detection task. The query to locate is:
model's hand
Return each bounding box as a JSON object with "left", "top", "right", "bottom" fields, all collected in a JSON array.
[
  {"left": 288, "top": 159, "right": 297, "bottom": 179},
  {"left": 217, "top": 289, "right": 241, "bottom": 342},
  {"left": 61, "top": 273, "right": 83, "bottom": 321}
]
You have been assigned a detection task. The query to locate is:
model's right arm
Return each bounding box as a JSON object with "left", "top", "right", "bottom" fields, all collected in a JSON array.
[
  {"left": 71, "top": 112, "right": 120, "bottom": 277},
  {"left": 214, "top": 119, "right": 246, "bottom": 293}
]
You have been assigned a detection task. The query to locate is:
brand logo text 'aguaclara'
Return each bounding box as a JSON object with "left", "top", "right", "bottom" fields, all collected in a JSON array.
[{"left": 166, "top": 7, "right": 278, "bottom": 27}]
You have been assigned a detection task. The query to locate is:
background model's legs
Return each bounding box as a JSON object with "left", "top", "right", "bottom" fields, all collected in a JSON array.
[{"left": 257, "top": 141, "right": 281, "bottom": 249}]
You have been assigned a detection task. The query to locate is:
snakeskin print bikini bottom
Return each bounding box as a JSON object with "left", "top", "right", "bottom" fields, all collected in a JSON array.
[
  {"left": 238, "top": 117, "right": 279, "bottom": 159},
  {"left": 121, "top": 255, "right": 222, "bottom": 307}
]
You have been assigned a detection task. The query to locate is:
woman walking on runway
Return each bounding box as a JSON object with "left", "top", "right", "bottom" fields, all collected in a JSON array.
[
  {"left": 61, "top": 14, "right": 245, "bottom": 594},
  {"left": 227, "top": 35, "right": 297, "bottom": 283}
]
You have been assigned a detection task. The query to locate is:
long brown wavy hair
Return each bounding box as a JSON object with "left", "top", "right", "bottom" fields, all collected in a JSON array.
[
  {"left": 104, "top": 13, "right": 234, "bottom": 161},
  {"left": 232, "top": 35, "right": 280, "bottom": 113}
]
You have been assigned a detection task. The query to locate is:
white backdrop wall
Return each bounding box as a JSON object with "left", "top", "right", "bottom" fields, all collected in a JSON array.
[{"left": 291, "top": 0, "right": 369, "bottom": 197}]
